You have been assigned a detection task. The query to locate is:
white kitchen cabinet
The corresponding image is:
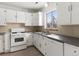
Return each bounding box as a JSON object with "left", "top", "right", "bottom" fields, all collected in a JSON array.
[
  {"left": 0, "top": 8, "right": 6, "bottom": 26},
  {"left": 17, "top": 11, "right": 25, "bottom": 23},
  {"left": 36, "top": 34, "right": 42, "bottom": 51},
  {"left": 33, "top": 33, "right": 41, "bottom": 51},
  {"left": 45, "top": 37, "right": 63, "bottom": 56},
  {"left": 33, "top": 33, "right": 39, "bottom": 49},
  {"left": 26, "top": 33, "right": 33, "bottom": 46},
  {"left": 33, "top": 33, "right": 64, "bottom": 56},
  {"left": 32, "top": 12, "right": 43, "bottom": 26},
  {"left": 6, "top": 9, "right": 17, "bottom": 23},
  {"left": 4, "top": 32, "right": 10, "bottom": 53},
  {"left": 25, "top": 12, "right": 43, "bottom": 26},
  {"left": 57, "top": 2, "right": 71, "bottom": 25},
  {"left": 25, "top": 12, "right": 32, "bottom": 26},
  {"left": 6, "top": 9, "right": 25, "bottom": 23},
  {"left": 71, "top": 3, "right": 79, "bottom": 24},
  {"left": 57, "top": 2, "right": 79, "bottom": 25},
  {"left": 33, "top": 33, "right": 45, "bottom": 55},
  {"left": 40, "top": 36, "right": 46, "bottom": 55},
  {"left": 39, "top": 12, "right": 43, "bottom": 26},
  {"left": 0, "top": 35, "right": 4, "bottom": 53},
  {"left": 32, "top": 13, "right": 39, "bottom": 26},
  {"left": 33, "top": 33, "right": 36, "bottom": 46},
  {"left": 64, "top": 43, "right": 79, "bottom": 56}
]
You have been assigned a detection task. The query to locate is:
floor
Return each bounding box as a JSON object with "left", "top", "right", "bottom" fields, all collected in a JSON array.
[{"left": 0, "top": 47, "right": 43, "bottom": 56}]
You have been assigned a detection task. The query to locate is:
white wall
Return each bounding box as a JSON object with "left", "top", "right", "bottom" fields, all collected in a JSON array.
[{"left": 46, "top": 2, "right": 57, "bottom": 13}]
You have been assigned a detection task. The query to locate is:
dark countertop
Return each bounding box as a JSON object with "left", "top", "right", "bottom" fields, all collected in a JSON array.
[{"left": 34, "top": 32, "right": 79, "bottom": 47}]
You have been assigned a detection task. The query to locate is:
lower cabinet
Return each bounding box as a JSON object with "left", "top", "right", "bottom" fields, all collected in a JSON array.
[
  {"left": 45, "top": 37, "right": 63, "bottom": 56},
  {"left": 25, "top": 33, "right": 33, "bottom": 46},
  {"left": 33, "top": 33, "right": 63, "bottom": 56},
  {"left": 64, "top": 43, "right": 79, "bottom": 56},
  {"left": 0, "top": 35, "right": 4, "bottom": 53},
  {"left": 33, "top": 33, "right": 39, "bottom": 49},
  {"left": 33, "top": 33, "right": 79, "bottom": 56},
  {"left": 33, "top": 33, "right": 46, "bottom": 55},
  {"left": 40, "top": 36, "right": 46, "bottom": 55},
  {"left": 4, "top": 32, "right": 10, "bottom": 53}
]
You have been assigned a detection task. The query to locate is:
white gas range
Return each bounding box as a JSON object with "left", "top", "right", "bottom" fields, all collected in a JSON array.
[{"left": 10, "top": 28, "right": 27, "bottom": 52}]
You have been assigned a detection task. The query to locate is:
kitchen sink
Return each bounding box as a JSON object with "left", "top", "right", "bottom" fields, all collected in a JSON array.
[{"left": 46, "top": 34, "right": 60, "bottom": 39}]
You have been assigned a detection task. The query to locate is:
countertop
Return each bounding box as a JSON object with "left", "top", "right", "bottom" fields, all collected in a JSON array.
[{"left": 34, "top": 32, "right": 79, "bottom": 47}]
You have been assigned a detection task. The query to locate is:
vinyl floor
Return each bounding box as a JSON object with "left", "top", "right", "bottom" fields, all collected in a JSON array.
[{"left": 0, "top": 46, "right": 43, "bottom": 56}]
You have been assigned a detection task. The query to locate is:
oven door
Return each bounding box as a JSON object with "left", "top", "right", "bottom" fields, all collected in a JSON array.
[{"left": 11, "top": 33, "right": 26, "bottom": 46}]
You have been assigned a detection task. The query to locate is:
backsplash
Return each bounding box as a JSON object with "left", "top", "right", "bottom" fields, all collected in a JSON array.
[
  {"left": 0, "top": 23, "right": 79, "bottom": 38},
  {"left": 0, "top": 23, "right": 43, "bottom": 33},
  {"left": 25, "top": 26, "right": 43, "bottom": 32},
  {"left": 43, "top": 25, "right": 79, "bottom": 38}
]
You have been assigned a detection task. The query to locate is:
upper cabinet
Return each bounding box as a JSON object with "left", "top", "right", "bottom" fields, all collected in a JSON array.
[
  {"left": 6, "top": 9, "right": 25, "bottom": 23},
  {"left": 0, "top": 7, "right": 43, "bottom": 26},
  {"left": 71, "top": 3, "right": 79, "bottom": 25},
  {"left": 25, "top": 12, "right": 32, "bottom": 26},
  {"left": 57, "top": 2, "right": 79, "bottom": 25},
  {"left": 32, "top": 12, "right": 43, "bottom": 26},
  {"left": 6, "top": 9, "right": 17, "bottom": 23},
  {"left": 25, "top": 12, "right": 43, "bottom": 26},
  {"left": 39, "top": 12, "right": 43, "bottom": 26},
  {"left": 57, "top": 2, "right": 71, "bottom": 25},
  {"left": 6, "top": 9, "right": 26, "bottom": 23},
  {"left": 32, "top": 12, "right": 39, "bottom": 26},
  {"left": 0, "top": 8, "right": 6, "bottom": 26},
  {"left": 17, "top": 11, "right": 25, "bottom": 23}
]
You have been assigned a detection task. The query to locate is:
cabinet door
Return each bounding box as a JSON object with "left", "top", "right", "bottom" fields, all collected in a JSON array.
[
  {"left": 33, "top": 34, "right": 38, "bottom": 48},
  {"left": 64, "top": 43, "right": 79, "bottom": 56},
  {"left": 45, "top": 38, "right": 63, "bottom": 56},
  {"left": 32, "top": 13, "right": 39, "bottom": 26},
  {"left": 26, "top": 33, "right": 33, "bottom": 46},
  {"left": 17, "top": 11, "right": 25, "bottom": 23},
  {"left": 0, "top": 8, "right": 6, "bottom": 26},
  {"left": 25, "top": 12, "right": 32, "bottom": 26},
  {"left": 39, "top": 12, "right": 43, "bottom": 26},
  {"left": 57, "top": 2, "right": 71, "bottom": 25},
  {"left": 6, "top": 9, "right": 17, "bottom": 23},
  {"left": 4, "top": 33, "right": 10, "bottom": 52},
  {"left": 40, "top": 37, "right": 46, "bottom": 55},
  {"left": 37, "top": 35, "right": 42, "bottom": 51},
  {"left": 32, "top": 12, "right": 43, "bottom": 26},
  {"left": 0, "top": 35, "right": 4, "bottom": 53},
  {"left": 71, "top": 2, "right": 79, "bottom": 24}
]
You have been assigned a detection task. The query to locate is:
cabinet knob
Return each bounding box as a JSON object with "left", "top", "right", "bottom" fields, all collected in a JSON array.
[
  {"left": 45, "top": 52, "right": 47, "bottom": 55},
  {"left": 4, "top": 10, "right": 7, "bottom": 12},
  {"left": 74, "top": 50, "right": 77, "bottom": 53}
]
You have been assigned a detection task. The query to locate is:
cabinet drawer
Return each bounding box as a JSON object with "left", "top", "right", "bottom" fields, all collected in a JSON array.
[
  {"left": 64, "top": 43, "right": 79, "bottom": 56},
  {"left": 46, "top": 38, "right": 63, "bottom": 45}
]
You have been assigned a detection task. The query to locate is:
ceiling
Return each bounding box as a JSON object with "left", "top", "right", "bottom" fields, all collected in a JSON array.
[{"left": 0, "top": 2, "right": 48, "bottom": 9}]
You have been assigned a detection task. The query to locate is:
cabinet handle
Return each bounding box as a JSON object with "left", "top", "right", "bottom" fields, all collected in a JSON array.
[
  {"left": 68, "top": 4, "right": 72, "bottom": 12},
  {"left": 39, "top": 44, "right": 41, "bottom": 48},
  {"left": 4, "top": 10, "right": 7, "bottom": 12},
  {"left": 71, "top": 4, "right": 72, "bottom": 11},
  {"left": 45, "top": 52, "right": 47, "bottom": 55},
  {"left": 74, "top": 50, "right": 77, "bottom": 53},
  {"left": 68, "top": 5, "right": 71, "bottom": 12}
]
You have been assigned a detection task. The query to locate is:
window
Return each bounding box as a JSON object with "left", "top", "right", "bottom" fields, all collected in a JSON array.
[{"left": 46, "top": 10, "right": 57, "bottom": 29}]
